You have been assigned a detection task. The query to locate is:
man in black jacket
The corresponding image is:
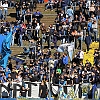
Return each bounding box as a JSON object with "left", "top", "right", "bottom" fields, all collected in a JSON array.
[{"left": 85, "top": 33, "right": 91, "bottom": 53}]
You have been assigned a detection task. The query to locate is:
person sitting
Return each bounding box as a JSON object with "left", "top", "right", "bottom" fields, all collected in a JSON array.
[{"left": 44, "top": 0, "right": 54, "bottom": 11}]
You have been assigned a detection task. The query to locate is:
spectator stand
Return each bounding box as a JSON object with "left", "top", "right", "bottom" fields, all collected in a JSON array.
[{"left": 0, "top": 0, "right": 100, "bottom": 99}]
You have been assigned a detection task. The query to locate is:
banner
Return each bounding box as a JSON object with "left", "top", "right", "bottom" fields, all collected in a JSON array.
[
  {"left": 0, "top": 82, "right": 41, "bottom": 98},
  {"left": 0, "top": 82, "right": 100, "bottom": 99}
]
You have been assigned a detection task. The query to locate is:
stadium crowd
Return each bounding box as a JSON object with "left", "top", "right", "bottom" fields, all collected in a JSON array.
[{"left": 0, "top": 0, "right": 100, "bottom": 99}]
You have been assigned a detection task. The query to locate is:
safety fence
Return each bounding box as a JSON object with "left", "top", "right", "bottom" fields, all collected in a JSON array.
[
  {"left": 0, "top": 98, "right": 51, "bottom": 100},
  {"left": 0, "top": 82, "right": 100, "bottom": 99}
]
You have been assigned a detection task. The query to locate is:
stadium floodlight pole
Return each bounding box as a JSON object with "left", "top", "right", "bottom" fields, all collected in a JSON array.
[
  {"left": 48, "top": 61, "right": 51, "bottom": 100},
  {"left": 98, "top": 20, "right": 100, "bottom": 51}
]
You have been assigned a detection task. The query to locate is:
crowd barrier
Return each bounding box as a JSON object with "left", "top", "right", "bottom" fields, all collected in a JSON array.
[
  {"left": 0, "top": 82, "right": 100, "bottom": 99},
  {"left": 0, "top": 98, "right": 51, "bottom": 100}
]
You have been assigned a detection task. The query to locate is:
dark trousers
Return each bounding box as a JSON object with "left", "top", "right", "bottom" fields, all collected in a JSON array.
[
  {"left": 78, "top": 39, "right": 81, "bottom": 50},
  {"left": 75, "top": 38, "right": 77, "bottom": 49},
  {"left": 86, "top": 44, "right": 89, "bottom": 51}
]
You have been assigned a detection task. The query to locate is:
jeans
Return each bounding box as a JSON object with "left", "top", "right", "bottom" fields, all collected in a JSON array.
[
  {"left": 83, "top": 29, "right": 86, "bottom": 41},
  {"left": 86, "top": 44, "right": 90, "bottom": 51},
  {"left": 42, "top": 34, "right": 46, "bottom": 43},
  {"left": 35, "top": 30, "right": 39, "bottom": 38},
  {"left": 19, "top": 35, "right": 23, "bottom": 46},
  {"left": 61, "top": 38, "right": 66, "bottom": 44},
  {"left": 16, "top": 10, "right": 20, "bottom": 18},
  {"left": 3, "top": 9, "right": 8, "bottom": 20},
  {"left": 96, "top": 15, "right": 100, "bottom": 20},
  {"left": 45, "top": 4, "right": 53, "bottom": 10},
  {"left": 22, "top": 9, "right": 26, "bottom": 15},
  {"left": 38, "top": 0, "right": 44, "bottom": 3},
  {"left": 68, "top": 50, "right": 73, "bottom": 61},
  {"left": 9, "top": 91, "right": 12, "bottom": 98},
  {"left": 93, "top": 30, "right": 98, "bottom": 42},
  {"left": 11, "top": 35, "right": 15, "bottom": 46},
  {"left": 97, "top": 84, "right": 100, "bottom": 99},
  {"left": 0, "top": 10, "right": 3, "bottom": 20}
]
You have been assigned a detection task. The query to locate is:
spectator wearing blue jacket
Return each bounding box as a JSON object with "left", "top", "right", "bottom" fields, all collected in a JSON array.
[
  {"left": 33, "top": 10, "right": 43, "bottom": 23},
  {"left": 87, "top": 18, "right": 92, "bottom": 35},
  {"left": 66, "top": 6, "right": 74, "bottom": 19},
  {"left": 62, "top": 53, "right": 68, "bottom": 66},
  {"left": 85, "top": 33, "right": 91, "bottom": 52}
]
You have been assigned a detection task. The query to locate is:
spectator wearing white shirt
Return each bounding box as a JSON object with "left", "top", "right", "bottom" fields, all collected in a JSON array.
[
  {"left": 68, "top": 42, "right": 74, "bottom": 62},
  {"left": 35, "top": 23, "right": 40, "bottom": 38},
  {"left": 2, "top": 1, "right": 8, "bottom": 20},
  {"left": 92, "top": 20, "right": 98, "bottom": 42},
  {"left": 79, "top": 50, "right": 84, "bottom": 60},
  {"left": 76, "top": 50, "right": 84, "bottom": 63},
  {"left": 0, "top": 1, "right": 3, "bottom": 20}
]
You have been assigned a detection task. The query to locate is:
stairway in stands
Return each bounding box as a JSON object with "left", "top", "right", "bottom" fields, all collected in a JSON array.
[
  {"left": 7, "top": 3, "right": 57, "bottom": 27},
  {"left": 8, "top": 3, "right": 57, "bottom": 56}
]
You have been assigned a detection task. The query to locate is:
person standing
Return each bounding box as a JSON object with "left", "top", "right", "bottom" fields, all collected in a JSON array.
[
  {"left": 66, "top": 6, "right": 74, "bottom": 19},
  {"left": 52, "top": 33, "right": 57, "bottom": 48},
  {"left": 85, "top": 33, "right": 91, "bottom": 53},
  {"left": 8, "top": 80, "right": 13, "bottom": 98},
  {"left": 0, "top": 1, "right": 3, "bottom": 20},
  {"left": 15, "top": 2, "right": 21, "bottom": 20},
  {"left": 2, "top": 1, "right": 8, "bottom": 20},
  {"left": 62, "top": 53, "right": 68, "bottom": 66},
  {"left": 40, "top": 23, "right": 46, "bottom": 44},
  {"left": 39, "top": 80, "right": 47, "bottom": 98},
  {"left": 35, "top": 22, "right": 40, "bottom": 38},
  {"left": 20, "top": 86, "right": 29, "bottom": 97},
  {"left": 92, "top": 20, "right": 98, "bottom": 42}
]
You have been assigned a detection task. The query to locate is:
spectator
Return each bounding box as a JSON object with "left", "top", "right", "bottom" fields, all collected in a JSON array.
[
  {"left": 25, "top": 8, "right": 32, "bottom": 23},
  {"left": 62, "top": 53, "right": 68, "bottom": 66},
  {"left": 33, "top": 0, "right": 38, "bottom": 9},
  {"left": 8, "top": 58, "right": 12, "bottom": 71},
  {"left": 8, "top": 80, "right": 13, "bottom": 98},
  {"left": 87, "top": 18, "right": 92, "bottom": 35},
  {"left": 15, "top": 2, "right": 21, "bottom": 19},
  {"left": 40, "top": 23, "right": 46, "bottom": 43},
  {"left": 71, "top": 29, "right": 78, "bottom": 49},
  {"left": 2, "top": 1, "right": 8, "bottom": 20},
  {"left": 77, "top": 30, "right": 83, "bottom": 50},
  {"left": 35, "top": 22, "right": 40, "bottom": 38},
  {"left": 37, "top": 37, "right": 42, "bottom": 49},
  {"left": 1, "top": 72, "right": 6, "bottom": 83},
  {"left": 66, "top": 6, "right": 74, "bottom": 20},
  {"left": 95, "top": 6, "right": 100, "bottom": 21},
  {"left": 7, "top": 73, "right": 12, "bottom": 82},
  {"left": 44, "top": 0, "right": 54, "bottom": 11},
  {"left": 20, "top": 86, "right": 29, "bottom": 97},
  {"left": 21, "top": 2, "right": 26, "bottom": 15},
  {"left": 26, "top": 22, "right": 32, "bottom": 40},
  {"left": 39, "top": 80, "right": 47, "bottom": 98},
  {"left": 52, "top": 33, "right": 57, "bottom": 48},
  {"left": 92, "top": 20, "right": 98, "bottom": 42},
  {"left": 85, "top": 33, "right": 92, "bottom": 53},
  {"left": 89, "top": 2, "right": 95, "bottom": 17},
  {"left": 0, "top": 1, "right": 3, "bottom": 20},
  {"left": 33, "top": 10, "right": 43, "bottom": 23}
]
